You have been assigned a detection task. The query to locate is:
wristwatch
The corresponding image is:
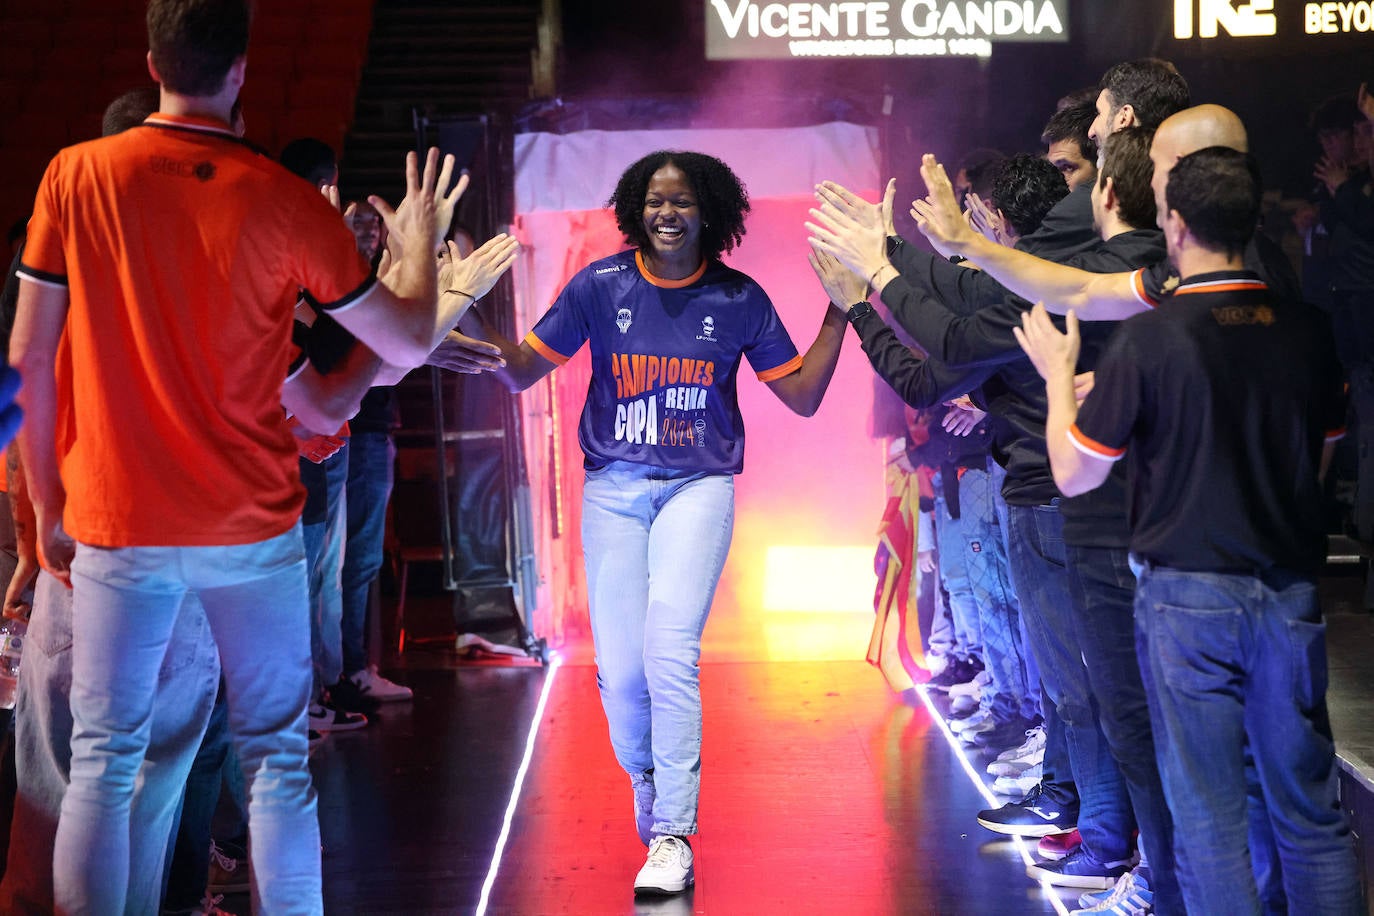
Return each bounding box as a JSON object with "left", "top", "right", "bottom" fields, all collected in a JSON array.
[{"left": 846, "top": 301, "right": 874, "bottom": 324}]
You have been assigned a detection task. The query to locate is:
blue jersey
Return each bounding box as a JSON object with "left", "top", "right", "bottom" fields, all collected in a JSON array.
[{"left": 526, "top": 249, "right": 802, "bottom": 474}]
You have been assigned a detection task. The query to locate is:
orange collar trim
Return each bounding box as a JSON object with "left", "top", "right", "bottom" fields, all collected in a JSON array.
[{"left": 636, "top": 251, "right": 706, "bottom": 289}]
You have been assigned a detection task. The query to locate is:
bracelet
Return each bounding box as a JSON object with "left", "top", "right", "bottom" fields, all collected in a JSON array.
[
  {"left": 867, "top": 265, "right": 887, "bottom": 290},
  {"left": 443, "top": 288, "right": 476, "bottom": 300}
]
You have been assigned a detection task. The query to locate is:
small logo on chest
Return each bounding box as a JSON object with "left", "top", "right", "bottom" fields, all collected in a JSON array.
[
  {"left": 616, "top": 308, "right": 633, "bottom": 334},
  {"left": 697, "top": 315, "right": 716, "bottom": 342}
]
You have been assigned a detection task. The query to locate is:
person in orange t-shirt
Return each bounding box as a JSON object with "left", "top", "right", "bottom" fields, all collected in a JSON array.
[{"left": 7, "top": 1, "right": 517, "bottom": 912}]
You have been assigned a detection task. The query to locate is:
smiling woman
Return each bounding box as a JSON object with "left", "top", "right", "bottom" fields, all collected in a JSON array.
[{"left": 455, "top": 148, "right": 850, "bottom": 898}]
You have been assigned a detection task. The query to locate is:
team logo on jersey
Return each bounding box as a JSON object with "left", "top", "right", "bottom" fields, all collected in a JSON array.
[
  {"left": 616, "top": 308, "right": 633, "bottom": 334},
  {"left": 698, "top": 315, "right": 717, "bottom": 342}
]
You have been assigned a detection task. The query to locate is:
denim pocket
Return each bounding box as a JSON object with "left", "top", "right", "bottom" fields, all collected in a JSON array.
[
  {"left": 29, "top": 576, "right": 74, "bottom": 658},
  {"left": 1286, "top": 618, "right": 1329, "bottom": 714},
  {"left": 157, "top": 600, "right": 209, "bottom": 680},
  {"left": 1153, "top": 601, "right": 1243, "bottom": 694}
]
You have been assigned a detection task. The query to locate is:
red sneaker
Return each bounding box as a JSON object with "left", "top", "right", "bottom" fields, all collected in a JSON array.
[{"left": 1036, "top": 828, "right": 1082, "bottom": 860}]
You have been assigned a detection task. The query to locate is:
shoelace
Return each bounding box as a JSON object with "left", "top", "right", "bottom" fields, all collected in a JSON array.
[
  {"left": 1087, "top": 871, "right": 1141, "bottom": 910},
  {"left": 645, "top": 837, "right": 683, "bottom": 867},
  {"left": 208, "top": 844, "right": 237, "bottom": 872},
  {"left": 199, "top": 893, "right": 230, "bottom": 916}
]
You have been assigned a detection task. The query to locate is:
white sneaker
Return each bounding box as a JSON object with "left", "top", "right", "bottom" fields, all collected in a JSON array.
[
  {"left": 987, "top": 749, "right": 1044, "bottom": 777},
  {"left": 349, "top": 666, "right": 413, "bottom": 702},
  {"left": 993, "top": 765, "right": 1043, "bottom": 796},
  {"left": 994, "top": 725, "right": 1045, "bottom": 761},
  {"left": 307, "top": 703, "right": 367, "bottom": 732},
  {"left": 950, "top": 707, "right": 992, "bottom": 734},
  {"left": 948, "top": 670, "right": 991, "bottom": 700},
  {"left": 634, "top": 835, "right": 694, "bottom": 895}
]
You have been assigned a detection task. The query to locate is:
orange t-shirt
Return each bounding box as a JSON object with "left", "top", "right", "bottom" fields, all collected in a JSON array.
[{"left": 18, "top": 113, "right": 377, "bottom": 547}]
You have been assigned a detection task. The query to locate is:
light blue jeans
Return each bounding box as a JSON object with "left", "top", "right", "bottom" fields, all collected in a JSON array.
[
  {"left": 932, "top": 470, "right": 982, "bottom": 664},
  {"left": 582, "top": 462, "right": 734, "bottom": 837},
  {"left": 53, "top": 524, "right": 321, "bottom": 916},
  {"left": 1, "top": 573, "right": 218, "bottom": 915}
]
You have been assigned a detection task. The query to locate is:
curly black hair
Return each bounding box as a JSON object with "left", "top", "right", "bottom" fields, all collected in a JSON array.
[
  {"left": 990, "top": 155, "right": 1069, "bottom": 238},
  {"left": 608, "top": 151, "right": 750, "bottom": 259}
]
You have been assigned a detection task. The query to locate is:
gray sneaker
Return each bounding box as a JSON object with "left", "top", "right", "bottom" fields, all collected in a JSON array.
[{"left": 630, "top": 770, "right": 655, "bottom": 846}]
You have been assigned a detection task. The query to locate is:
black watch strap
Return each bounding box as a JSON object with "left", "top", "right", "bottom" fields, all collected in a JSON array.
[{"left": 846, "top": 300, "right": 875, "bottom": 324}]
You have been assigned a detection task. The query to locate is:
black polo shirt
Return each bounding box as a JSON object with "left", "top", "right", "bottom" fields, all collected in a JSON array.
[
  {"left": 1131, "top": 232, "right": 1301, "bottom": 308},
  {"left": 1072, "top": 271, "right": 1346, "bottom": 578}
]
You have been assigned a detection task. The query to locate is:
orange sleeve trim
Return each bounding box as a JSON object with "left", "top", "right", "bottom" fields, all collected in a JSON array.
[
  {"left": 1131, "top": 269, "right": 1158, "bottom": 309},
  {"left": 526, "top": 332, "right": 572, "bottom": 366},
  {"left": 1326, "top": 427, "right": 1348, "bottom": 442},
  {"left": 1067, "top": 424, "right": 1126, "bottom": 461},
  {"left": 635, "top": 250, "right": 706, "bottom": 288},
  {"left": 756, "top": 354, "right": 804, "bottom": 383},
  {"left": 1174, "top": 281, "right": 1268, "bottom": 297}
]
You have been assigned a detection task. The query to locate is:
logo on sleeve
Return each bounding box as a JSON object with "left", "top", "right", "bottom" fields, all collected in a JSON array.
[
  {"left": 698, "top": 315, "right": 716, "bottom": 342},
  {"left": 617, "top": 308, "right": 633, "bottom": 334}
]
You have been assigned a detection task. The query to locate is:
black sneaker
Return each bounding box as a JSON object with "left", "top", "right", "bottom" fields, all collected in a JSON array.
[
  {"left": 928, "top": 656, "right": 984, "bottom": 690},
  {"left": 307, "top": 702, "right": 368, "bottom": 732},
  {"left": 976, "top": 783, "right": 1078, "bottom": 837},
  {"left": 972, "top": 714, "right": 1043, "bottom": 753},
  {"left": 1025, "top": 845, "right": 1133, "bottom": 889},
  {"left": 327, "top": 676, "right": 381, "bottom": 715}
]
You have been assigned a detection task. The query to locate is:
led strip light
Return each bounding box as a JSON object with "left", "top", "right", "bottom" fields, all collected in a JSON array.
[
  {"left": 471, "top": 664, "right": 1070, "bottom": 915},
  {"left": 912, "top": 684, "right": 1072, "bottom": 916},
  {"left": 474, "top": 652, "right": 564, "bottom": 916}
]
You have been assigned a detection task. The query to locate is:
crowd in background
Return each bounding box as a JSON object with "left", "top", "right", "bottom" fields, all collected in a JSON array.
[{"left": 813, "top": 61, "right": 1374, "bottom": 916}]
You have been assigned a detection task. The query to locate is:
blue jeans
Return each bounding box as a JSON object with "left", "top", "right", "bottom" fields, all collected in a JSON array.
[
  {"left": 1005, "top": 502, "right": 1134, "bottom": 863},
  {"left": 1, "top": 572, "right": 219, "bottom": 915},
  {"left": 54, "top": 525, "right": 321, "bottom": 916},
  {"left": 1065, "top": 544, "right": 1182, "bottom": 915},
  {"left": 582, "top": 462, "right": 734, "bottom": 836},
  {"left": 303, "top": 446, "right": 349, "bottom": 694},
  {"left": 1134, "top": 563, "right": 1361, "bottom": 915},
  {"left": 340, "top": 431, "right": 394, "bottom": 676},
  {"left": 959, "top": 463, "right": 1035, "bottom": 722},
  {"left": 933, "top": 473, "right": 981, "bottom": 664}
]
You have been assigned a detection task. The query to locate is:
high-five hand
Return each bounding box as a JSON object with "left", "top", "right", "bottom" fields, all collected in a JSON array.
[{"left": 911, "top": 154, "right": 978, "bottom": 258}]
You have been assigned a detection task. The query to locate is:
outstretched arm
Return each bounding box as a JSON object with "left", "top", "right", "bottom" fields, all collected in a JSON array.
[
  {"left": 454, "top": 307, "right": 556, "bottom": 393},
  {"left": 810, "top": 248, "right": 987, "bottom": 408},
  {"left": 910, "top": 155, "right": 1144, "bottom": 320},
  {"left": 1013, "top": 304, "right": 1110, "bottom": 496},
  {"left": 810, "top": 181, "right": 1023, "bottom": 324}
]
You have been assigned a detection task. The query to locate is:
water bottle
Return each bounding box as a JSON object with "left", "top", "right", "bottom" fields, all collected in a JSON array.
[{"left": 0, "top": 617, "right": 26, "bottom": 710}]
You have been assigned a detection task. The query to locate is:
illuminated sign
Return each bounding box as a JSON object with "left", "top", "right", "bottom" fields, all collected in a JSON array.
[
  {"left": 1174, "top": 0, "right": 1275, "bottom": 38},
  {"left": 1174, "top": 0, "right": 1374, "bottom": 37},
  {"left": 704, "top": 1, "right": 1070, "bottom": 59},
  {"left": 1305, "top": 2, "right": 1374, "bottom": 32}
]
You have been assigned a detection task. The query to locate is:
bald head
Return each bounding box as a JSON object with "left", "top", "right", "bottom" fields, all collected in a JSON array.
[
  {"left": 1148, "top": 104, "right": 1250, "bottom": 228},
  {"left": 1155, "top": 105, "right": 1249, "bottom": 159}
]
